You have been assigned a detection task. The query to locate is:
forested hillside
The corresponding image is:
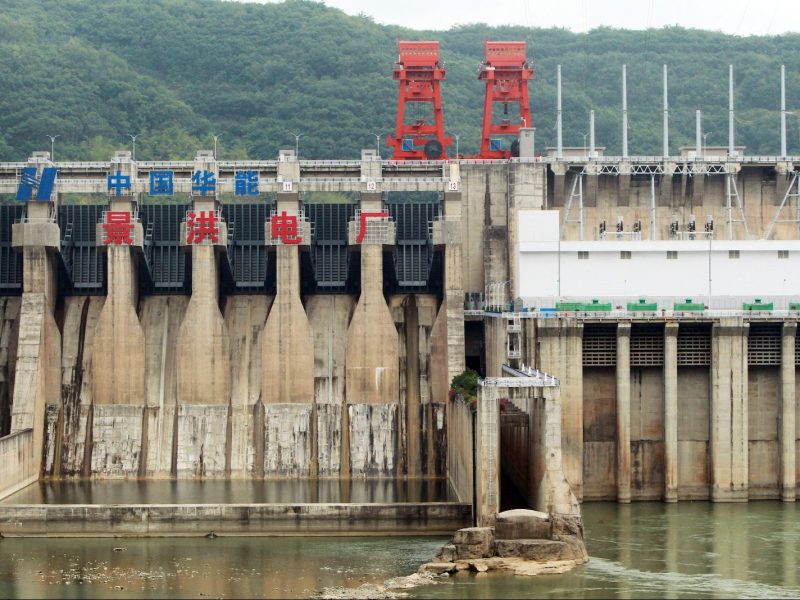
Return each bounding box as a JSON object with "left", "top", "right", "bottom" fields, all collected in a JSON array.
[{"left": 1, "top": 0, "right": 800, "bottom": 160}]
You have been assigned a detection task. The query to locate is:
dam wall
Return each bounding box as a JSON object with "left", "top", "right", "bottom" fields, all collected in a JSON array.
[
  {"left": 39, "top": 289, "right": 447, "bottom": 479},
  {"left": 2, "top": 149, "right": 800, "bottom": 509}
]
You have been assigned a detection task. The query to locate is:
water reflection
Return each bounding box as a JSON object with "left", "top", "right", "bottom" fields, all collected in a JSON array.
[
  {"left": 0, "top": 536, "right": 445, "bottom": 599},
  {"left": 2, "top": 478, "right": 456, "bottom": 505},
  {"left": 0, "top": 502, "right": 797, "bottom": 599}
]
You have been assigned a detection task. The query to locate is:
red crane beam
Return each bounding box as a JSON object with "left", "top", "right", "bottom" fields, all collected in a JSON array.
[
  {"left": 477, "top": 41, "right": 533, "bottom": 159},
  {"left": 386, "top": 41, "right": 451, "bottom": 160}
]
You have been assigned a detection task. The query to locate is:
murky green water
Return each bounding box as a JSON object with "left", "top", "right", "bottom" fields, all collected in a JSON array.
[{"left": 0, "top": 502, "right": 798, "bottom": 598}]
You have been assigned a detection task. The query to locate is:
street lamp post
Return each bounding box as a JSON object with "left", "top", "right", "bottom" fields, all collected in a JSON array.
[
  {"left": 372, "top": 133, "right": 382, "bottom": 158},
  {"left": 127, "top": 134, "right": 139, "bottom": 161},
  {"left": 453, "top": 134, "right": 459, "bottom": 159},
  {"left": 212, "top": 134, "right": 220, "bottom": 160},
  {"left": 703, "top": 131, "right": 712, "bottom": 158},
  {"left": 580, "top": 132, "right": 588, "bottom": 158},
  {"left": 46, "top": 135, "right": 59, "bottom": 162},
  {"left": 288, "top": 132, "right": 303, "bottom": 158}
]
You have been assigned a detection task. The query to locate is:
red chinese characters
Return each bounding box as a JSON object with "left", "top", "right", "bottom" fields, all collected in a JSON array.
[
  {"left": 355, "top": 211, "right": 389, "bottom": 243},
  {"left": 271, "top": 210, "right": 302, "bottom": 245},
  {"left": 102, "top": 211, "right": 134, "bottom": 245},
  {"left": 186, "top": 211, "right": 219, "bottom": 244}
]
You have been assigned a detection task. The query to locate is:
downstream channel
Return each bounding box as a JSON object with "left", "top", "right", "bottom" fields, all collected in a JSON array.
[{"left": 0, "top": 502, "right": 797, "bottom": 598}]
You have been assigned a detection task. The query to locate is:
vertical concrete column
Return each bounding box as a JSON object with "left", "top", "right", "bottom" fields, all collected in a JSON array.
[
  {"left": 616, "top": 322, "right": 631, "bottom": 503},
  {"left": 551, "top": 162, "right": 567, "bottom": 208},
  {"left": 692, "top": 168, "right": 705, "bottom": 209},
  {"left": 175, "top": 151, "right": 230, "bottom": 477},
  {"left": 476, "top": 384, "right": 500, "bottom": 526},
  {"left": 430, "top": 174, "right": 465, "bottom": 401},
  {"left": 443, "top": 187, "right": 465, "bottom": 384},
  {"left": 537, "top": 319, "right": 583, "bottom": 499},
  {"left": 262, "top": 150, "right": 315, "bottom": 476},
  {"left": 663, "top": 323, "right": 679, "bottom": 502},
  {"left": 659, "top": 163, "right": 676, "bottom": 212},
  {"left": 532, "top": 387, "right": 581, "bottom": 515},
  {"left": 91, "top": 152, "right": 147, "bottom": 476},
  {"left": 710, "top": 318, "right": 748, "bottom": 501},
  {"left": 584, "top": 163, "right": 598, "bottom": 207},
  {"left": 484, "top": 316, "right": 507, "bottom": 378},
  {"left": 780, "top": 323, "right": 796, "bottom": 502},
  {"left": 618, "top": 162, "right": 631, "bottom": 207},
  {"left": 10, "top": 152, "right": 62, "bottom": 475},
  {"left": 345, "top": 189, "right": 399, "bottom": 475}
]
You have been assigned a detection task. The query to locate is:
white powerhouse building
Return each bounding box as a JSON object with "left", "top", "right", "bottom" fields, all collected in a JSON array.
[{"left": 515, "top": 210, "right": 800, "bottom": 309}]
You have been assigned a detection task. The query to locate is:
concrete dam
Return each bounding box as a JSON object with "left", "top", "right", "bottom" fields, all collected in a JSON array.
[{"left": 1, "top": 139, "right": 800, "bottom": 535}]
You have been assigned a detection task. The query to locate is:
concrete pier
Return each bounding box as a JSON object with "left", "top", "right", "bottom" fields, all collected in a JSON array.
[
  {"left": 91, "top": 155, "right": 147, "bottom": 477},
  {"left": 711, "top": 319, "right": 749, "bottom": 501},
  {"left": 780, "top": 323, "right": 796, "bottom": 501},
  {"left": 261, "top": 164, "right": 315, "bottom": 476},
  {"left": 10, "top": 154, "right": 62, "bottom": 476},
  {"left": 175, "top": 152, "right": 231, "bottom": 477},
  {"left": 663, "top": 323, "right": 679, "bottom": 502},
  {"left": 345, "top": 192, "right": 399, "bottom": 476},
  {"left": 535, "top": 320, "right": 583, "bottom": 499},
  {"left": 616, "top": 323, "right": 631, "bottom": 503}
]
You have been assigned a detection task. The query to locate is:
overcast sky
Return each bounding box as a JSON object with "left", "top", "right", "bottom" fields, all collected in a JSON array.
[{"left": 237, "top": 0, "right": 799, "bottom": 35}]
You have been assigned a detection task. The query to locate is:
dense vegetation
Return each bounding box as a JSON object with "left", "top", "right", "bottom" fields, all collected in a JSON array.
[{"left": 2, "top": 0, "right": 800, "bottom": 161}]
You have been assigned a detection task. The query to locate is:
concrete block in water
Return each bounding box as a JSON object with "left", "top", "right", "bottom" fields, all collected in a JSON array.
[
  {"left": 91, "top": 405, "right": 143, "bottom": 477},
  {"left": 348, "top": 403, "right": 397, "bottom": 476},
  {"left": 264, "top": 404, "right": 312, "bottom": 476},
  {"left": 176, "top": 404, "right": 228, "bottom": 477}
]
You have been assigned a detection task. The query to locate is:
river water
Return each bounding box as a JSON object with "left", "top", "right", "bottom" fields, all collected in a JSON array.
[{"left": 0, "top": 501, "right": 797, "bottom": 599}]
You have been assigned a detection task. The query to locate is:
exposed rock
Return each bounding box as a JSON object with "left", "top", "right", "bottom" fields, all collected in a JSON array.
[
  {"left": 451, "top": 526, "right": 494, "bottom": 559},
  {"left": 468, "top": 560, "right": 489, "bottom": 573},
  {"left": 504, "top": 558, "right": 587, "bottom": 577},
  {"left": 417, "top": 562, "right": 456, "bottom": 575},
  {"left": 426, "top": 514, "right": 588, "bottom": 577},
  {"left": 552, "top": 532, "right": 590, "bottom": 562},
  {"left": 495, "top": 509, "right": 550, "bottom": 540},
  {"left": 436, "top": 544, "right": 456, "bottom": 563},
  {"left": 495, "top": 539, "right": 573, "bottom": 562},
  {"left": 551, "top": 513, "right": 584, "bottom": 539}
]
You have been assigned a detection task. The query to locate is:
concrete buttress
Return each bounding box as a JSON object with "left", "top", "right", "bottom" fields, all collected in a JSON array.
[
  {"left": 616, "top": 323, "right": 632, "bottom": 503},
  {"left": 780, "top": 323, "right": 796, "bottom": 501},
  {"left": 91, "top": 197, "right": 146, "bottom": 477},
  {"left": 710, "top": 318, "right": 748, "bottom": 501},
  {"left": 261, "top": 242, "right": 314, "bottom": 476},
  {"left": 535, "top": 318, "right": 583, "bottom": 499},
  {"left": 664, "top": 323, "right": 679, "bottom": 502},
  {"left": 345, "top": 192, "right": 399, "bottom": 476},
  {"left": 175, "top": 155, "right": 231, "bottom": 478},
  {"left": 11, "top": 194, "right": 62, "bottom": 476}
]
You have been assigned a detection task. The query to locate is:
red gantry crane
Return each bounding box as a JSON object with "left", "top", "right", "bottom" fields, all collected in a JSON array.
[
  {"left": 387, "top": 41, "right": 451, "bottom": 160},
  {"left": 477, "top": 41, "right": 533, "bottom": 159}
]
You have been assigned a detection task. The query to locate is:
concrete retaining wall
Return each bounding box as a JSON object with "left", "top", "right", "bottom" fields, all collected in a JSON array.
[
  {"left": 0, "top": 429, "right": 36, "bottom": 501},
  {"left": 447, "top": 395, "right": 474, "bottom": 505},
  {"left": 0, "top": 502, "right": 471, "bottom": 537}
]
